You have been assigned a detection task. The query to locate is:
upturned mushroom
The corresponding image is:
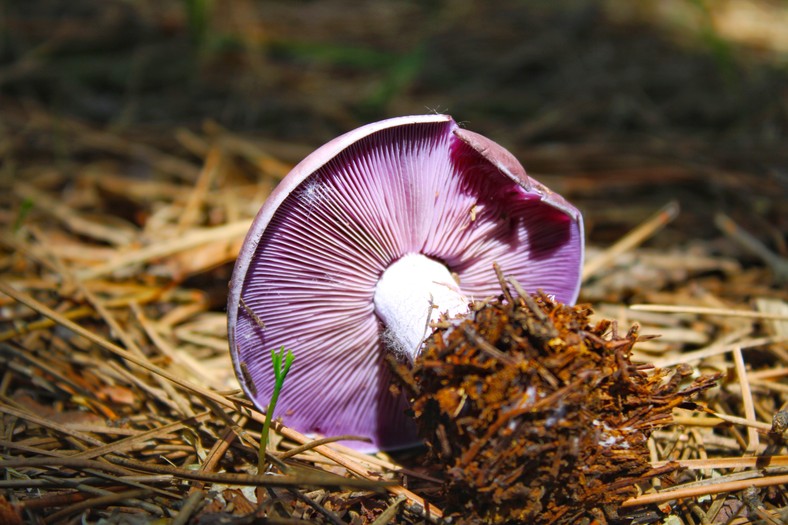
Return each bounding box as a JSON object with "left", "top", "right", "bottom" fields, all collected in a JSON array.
[{"left": 228, "top": 114, "right": 583, "bottom": 452}]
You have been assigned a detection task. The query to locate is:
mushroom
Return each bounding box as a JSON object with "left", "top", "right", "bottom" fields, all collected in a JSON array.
[{"left": 228, "top": 114, "right": 583, "bottom": 452}]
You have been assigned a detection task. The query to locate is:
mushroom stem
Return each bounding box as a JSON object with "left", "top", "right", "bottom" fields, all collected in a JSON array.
[{"left": 374, "top": 253, "right": 469, "bottom": 361}]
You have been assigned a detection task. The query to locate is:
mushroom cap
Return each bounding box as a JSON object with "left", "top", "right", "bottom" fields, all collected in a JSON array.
[{"left": 228, "top": 114, "right": 584, "bottom": 452}]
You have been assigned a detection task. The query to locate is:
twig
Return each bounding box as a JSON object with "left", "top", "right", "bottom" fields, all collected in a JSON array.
[
  {"left": 178, "top": 146, "right": 223, "bottom": 232},
  {"left": 15, "top": 182, "right": 136, "bottom": 246},
  {"left": 371, "top": 495, "right": 407, "bottom": 525},
  {"left": 652, "top": 335, "right": 781, "bottom": 368},
  {"left": 279, "top": 435, "right": 372, "bottom": 461},
  {"left": 697, "top": 409, "right": 773, "bottom": 432},
  {"left": 621, "top": 474, "right": 788, "bottom": 508},
  {"left": 0, "top": 306, "right": 93, "bottom": 342},
  {"left": 582, "top": 200, "right": 679, "bottom": 281},
  {"left": 0, "top": 456, "right": 392, "bottom": 489},
  {"left": 651, "top": 456, "right": 788, "bottom": 470},
  {"left": 732, "top": 347, "right": 760, "bottom": 453},
  {"left": 630, "top": 304, "right": 788, "bottom": 321},
  {"left": 73, "top": 220, "right": 251, "bottom": 281},
  {"left": 0, "top": 456, "right": 133, "bottom": 478},
  {"left": 130, "top": 301, "right": 217, "bottom": 388},
  {"left": 70, "top": 412, "right": 211, "bottom": 460},
  {"left": 492, "top": 262, "right": 514, "bottom": 304},
  {"left": 196, "top": 416, "right": 245, "bottom": 484},
  {"left": 715, "top": 213, "right": 788, "bottom": 283},
  {"left": 0, "top": 475, "right": 173, "bottom": 490},
  {"left": 291, "top": 489, "right": 348, "bottom": 525},
  {"left": 462, "top": 324, "right": 518, "bottom": 366},
  {"left": 41, "top": 488, "right": 152, "bottom": 525},
  {"left": 0, "top": 401, "right": 104, "bottom": 448},
  {"left": 171, "top": 490, "right": 206, "bottom": 525},
  {"left": 39, "top": 475, "right": 164, "bottom": 516}
]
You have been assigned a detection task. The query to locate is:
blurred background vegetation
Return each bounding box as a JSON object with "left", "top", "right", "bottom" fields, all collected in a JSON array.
[{"left": 1, "top": 0, "right": 786, "bottom": 255}]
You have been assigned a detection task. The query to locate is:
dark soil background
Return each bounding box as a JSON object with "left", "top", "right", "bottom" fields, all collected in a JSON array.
[{"left": 2, "top": 0, "right": 786, "bottom": 251}]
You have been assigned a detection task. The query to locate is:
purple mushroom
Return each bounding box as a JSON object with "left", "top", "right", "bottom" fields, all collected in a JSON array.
[{"left": 228, "top": 114, "right": 584, "bottom": 452}]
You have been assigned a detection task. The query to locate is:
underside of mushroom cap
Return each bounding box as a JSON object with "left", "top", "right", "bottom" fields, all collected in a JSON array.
[{"left": 228, "top": 115, "right": 584, "bottom": 452}]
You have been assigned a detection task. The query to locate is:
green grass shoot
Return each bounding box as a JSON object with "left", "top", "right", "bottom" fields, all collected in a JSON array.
[
  {"left": 12, "top": 197, "right": 34, "bottom": 233},
  {"left": 258, "top": 345, "right": 295, "bottom": 473}
]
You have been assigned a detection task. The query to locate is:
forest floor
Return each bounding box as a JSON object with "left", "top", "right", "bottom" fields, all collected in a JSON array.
[{"left": 0, "top": 1, "right": 786, "bottom": 523}]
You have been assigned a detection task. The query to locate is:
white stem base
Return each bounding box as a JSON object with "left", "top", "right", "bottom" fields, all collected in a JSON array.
[{"left": 374, "top": 253, "right": 469, "bottom": 361}]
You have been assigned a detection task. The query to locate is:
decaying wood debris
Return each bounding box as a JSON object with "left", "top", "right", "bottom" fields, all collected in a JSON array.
[{"left": 394, "top": 287, "right": 720, "bottom": 524}]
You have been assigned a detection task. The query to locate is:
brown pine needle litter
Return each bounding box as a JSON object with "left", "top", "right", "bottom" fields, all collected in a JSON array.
[{"left": 1, "top": 106, "right": 787, "bottom": 524}]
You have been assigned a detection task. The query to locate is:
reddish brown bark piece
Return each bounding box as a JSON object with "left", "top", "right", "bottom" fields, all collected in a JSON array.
[{"left": 398, "top": 291, "right": 719, "bottom": 525}]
